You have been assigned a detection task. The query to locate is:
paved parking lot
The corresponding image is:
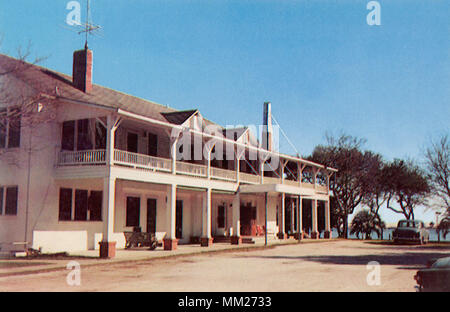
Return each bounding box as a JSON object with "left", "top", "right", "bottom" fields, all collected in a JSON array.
[{"left": 0, "top": 240, "right": 448, "bottom": 292}]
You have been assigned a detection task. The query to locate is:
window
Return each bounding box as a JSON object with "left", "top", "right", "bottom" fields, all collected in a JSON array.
[
  {"left": 8, "top": 115, "right": 21, "bottom": 148},
  {"left": 0, "top": 107, "right": 21, "bottom": 149},
  {"left": 127, "top": 132, "right": 138, "bottom": 153},
  {"left": 147, "top": 133, "right": 157, "bottom": 156},
  {"left": 217, "top": 205, "right": 226, "bottom": 228},
  {"left": 77, "top": 119, "right": 93, "bottom": 151},
  {"left": 59, "top": 188, "right": 72, "bottom": 221},
  {"left": 0, "top": 186, "right": 19, "bottom": 216},
  {"left": 276, "top": 205, "right": 279, "bottom": 226},
  {"left": 74, "top": 189, "right": 88, "bottom": 221},
  {"left": 95, "top": 121, "right": 106, "bottom": 150},
  {"left": 0, "top": 187, "right": 3, "bottom": 214},
  {"left": 126, "top": 196, "right": 140, "bottom": 227},
  {"left": 0, "top": 110, "right": 6, "bottom": 148},
  {"left": 61, "top": 119, "right": 96, "bottom": 151},
  {"left": 62, "top": 121, "right": 75, "bottom": 151},
  {"left": 89, "top": 191, "right": 102, "bottom": 221},
  {"left": 58, "top": 188, "right": 102, "bottom": 221}
]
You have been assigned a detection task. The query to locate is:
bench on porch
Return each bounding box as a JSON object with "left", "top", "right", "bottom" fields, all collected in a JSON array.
[{"left": 124, "top": 227, "right": 157, "bottom": 250}]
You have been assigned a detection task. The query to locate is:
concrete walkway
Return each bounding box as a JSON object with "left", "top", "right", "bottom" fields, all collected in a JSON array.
[{"left": 0, "top": 237, "right": 319, "bottom": 277}]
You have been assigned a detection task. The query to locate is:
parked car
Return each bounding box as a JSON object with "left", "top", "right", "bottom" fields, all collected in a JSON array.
[
  {"left": 414, "top": 256, "right": 450, "bottom": 292},
  {"left": 393, "top": 220, "right": 429, "bottom": 244}
]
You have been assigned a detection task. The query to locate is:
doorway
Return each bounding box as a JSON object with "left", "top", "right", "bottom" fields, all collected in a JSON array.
[
  {"left": 176, "top": 200, "right": 183, "bottom": 239},
  {"left": 240, "top": 202, "right": 257, "bottom": 236},
  {"left": 127, "top": 132, "right": 138, "bottom": 153},
  {"left": 126, "top": 196, "right": 140, "bottom": 228},
  {"left": 147, "top": 198, "right": 157, "bottom": 233}
]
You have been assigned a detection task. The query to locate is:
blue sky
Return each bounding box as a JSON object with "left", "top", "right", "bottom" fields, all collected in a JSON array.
[{"left": 0, "top": 0, "right": 448, "bottom": 223}]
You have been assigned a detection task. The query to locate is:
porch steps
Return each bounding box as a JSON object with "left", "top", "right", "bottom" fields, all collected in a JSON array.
[
  {"left": 212, "top": 236, "right": 256, "bottom": 244},
  {"left": 212, "top": 236, "right": 231, "bottom": 243},
  {"left": 241, "top": 237, "right": 256, "bottom": 244}
]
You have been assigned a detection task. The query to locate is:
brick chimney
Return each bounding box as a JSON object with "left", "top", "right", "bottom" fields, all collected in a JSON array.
[
  {"left": 262, "top": 101, "right": 273, "bottom": 151},
  {"left": 73, "top": 47, "right": 93, "bottom": 93}
]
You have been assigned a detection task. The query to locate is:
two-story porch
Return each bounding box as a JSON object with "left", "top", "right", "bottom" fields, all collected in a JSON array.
[{"left": 48, "top": 111, "right": 335, "bottom": 258}]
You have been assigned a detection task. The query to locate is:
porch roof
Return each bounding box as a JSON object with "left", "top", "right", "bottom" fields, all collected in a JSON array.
[
  {"left": 238, "top": 183, "right": 329, "bottom": 199},
  {"left": 0, "top": 53, "right": 337, "bottom": 174}
]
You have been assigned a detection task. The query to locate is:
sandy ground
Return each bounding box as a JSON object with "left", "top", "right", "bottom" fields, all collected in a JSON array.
[{"left": 0, "top": 240, "right": 448, "bottom": 292}]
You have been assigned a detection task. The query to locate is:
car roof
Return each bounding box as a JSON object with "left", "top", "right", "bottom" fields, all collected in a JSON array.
[{"left": 432, "top": 257, "right": 450, "bottom": 268}]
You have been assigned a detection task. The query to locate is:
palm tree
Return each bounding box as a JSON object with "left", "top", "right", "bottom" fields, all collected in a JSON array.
[
  {"left": 350, "top": 210, "right": 386, "bottom": 240},
  {"left": 437, "top": 216, "right": 449, "bottom": 239}
]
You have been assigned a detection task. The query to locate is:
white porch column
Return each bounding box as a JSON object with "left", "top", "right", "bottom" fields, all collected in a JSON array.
[
  {"left": 101, "top": 175, "right": 116, "bottom": 258},
  {"left": 311, "top": 199, "right": 318, "bottom": 239},
  {"left": 278, "top": 193, "right": 286, "bottom": 239},
  {"left": 259, "top": 160, "right": 265, "bottom": 184},
  {"left": 235, "top": 156, "right": 240, "bottom": 183},
  {"left": 206, "top": 150, "right": 212, "bottom": 180},
  {"left": 281, "top": 160, "right": 286, "bottom": 184},
  {"left": 231, "top": 192, "right": 241, "bottom": 244},
  {"left": 297, "top": 196, "right": 303, "bottom": 240},
  {"left": 102, "top": 176, "right": 116, "bottom": 242},
  {"left": 164, "top": 183, "right": 178, "bottom": 250},
  {"left": 170, "top": 138, "right": 178, "bottom": 174},
  {"left": 290, "top": 198, "right": 295, "bottom": 234},
  {"left": 324, "top": 200, "right": 331, "bottom": 239},
  {"left": 235, "top": 147, "right": 245, "bottom": 184},
  {"left": 201, "top": 188, "right": 213, "bottom": 247},
  {"left": 99, "top": 114, "right": 119, "bottom": 258}
]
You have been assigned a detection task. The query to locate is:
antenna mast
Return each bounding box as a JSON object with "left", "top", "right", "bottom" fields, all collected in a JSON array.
[
  {"left": 77, "top": 0, "right": 101, "bottom": 49},
  {"left": 85, "top": 0, "right": 89, "bottom": 48}
]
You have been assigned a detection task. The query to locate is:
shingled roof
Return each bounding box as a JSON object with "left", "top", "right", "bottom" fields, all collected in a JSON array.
[{"left": 0, "top": 53, "right": 186, "bottom": 123}]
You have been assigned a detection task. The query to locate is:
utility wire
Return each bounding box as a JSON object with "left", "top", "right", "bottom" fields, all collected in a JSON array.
[{"left": 271, "top": 114, "right": 300, "bottom": 157}]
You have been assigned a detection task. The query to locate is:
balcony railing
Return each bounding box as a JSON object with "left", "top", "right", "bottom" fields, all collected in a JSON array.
[
  {"left": 176, "top": 161, "right": 207, "bottom": 178},
  {"left": 56, "top": 149, "right": 328, "bottom": 193},
  {"left": 114, "top": 150, "right": 172, "bottom": 172},
  {"left": 263, "top": 176, "right": 281, "bottom": 184},
  {"left": 284, "top": 179, "right": 300, "bottom": 187},
  {"left": 58, "top": 149, "right": 106, "bottom": 166},
  {"left": 239, "top": 172, "right": 260, "bottom": 184},
  {"left": 210, "top": 167, "right": 237, "bottom": 182}
]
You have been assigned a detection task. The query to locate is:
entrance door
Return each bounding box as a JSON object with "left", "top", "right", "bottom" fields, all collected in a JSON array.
[
  {"left": 285, "top": 199, "right": 292, "bottom": 234},
  {"left": 147, "top": 198, "right": 157, "bottom": 233},
  {"left": 176, "top": 200, "right": 183, "bottom": 239},
  {"left": 217, "top": 205, "right": 226, "bottom": 229},
  {"left": 126, "top": 196, "right": 140, "bottom": 228},
  {"left": 127, "top": 132, "right": 138, "bottom": 153},
  {"left": 240, "top": 203, "right": 256, "bottom": 236}
]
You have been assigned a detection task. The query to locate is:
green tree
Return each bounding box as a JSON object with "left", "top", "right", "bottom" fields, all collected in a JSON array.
[
  {"left": 424, "top": 134, "right": 450, "bottom": 216},
  {"left": 309, "top": 134, "right": 372, "bottom": 238},
  {"left": 437, "top": 217, "right": 449, "bottom": 239},
  {"left": 384, "top": 159, "right": 430, "bottom": 220}
]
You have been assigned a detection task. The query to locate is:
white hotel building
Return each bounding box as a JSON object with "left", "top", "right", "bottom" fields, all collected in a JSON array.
[{"left": 0, "top": 47, "right": 336, "bottom": 258}]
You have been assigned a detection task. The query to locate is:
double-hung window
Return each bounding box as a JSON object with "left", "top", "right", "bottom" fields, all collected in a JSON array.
[
  {"left": 0, "top": 107, "right": 21, "bottom": 149},
  {"left": 0, "top": 186, "right": 19, "bottom": 216}
]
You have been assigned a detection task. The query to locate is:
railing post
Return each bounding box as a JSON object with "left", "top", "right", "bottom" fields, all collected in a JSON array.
[
  {"left": 207, "top": 151, "right": 211, "bottom": 180},
  {"left": 106, "top": 115, "right": 114, "bottom": 166}
]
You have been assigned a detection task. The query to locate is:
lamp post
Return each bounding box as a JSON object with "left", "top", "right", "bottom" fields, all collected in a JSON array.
[{"left": 436, "top": 212, "right": 441, "bottom": 243}]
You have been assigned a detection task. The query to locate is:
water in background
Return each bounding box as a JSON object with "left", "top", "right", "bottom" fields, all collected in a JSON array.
[{"left": 323, "top": 228, "right": 450, "bottom": 242}]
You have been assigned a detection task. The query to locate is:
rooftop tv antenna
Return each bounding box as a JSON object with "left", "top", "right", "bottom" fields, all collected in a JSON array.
[
  {"left": 63, "top": 0, "right": 102, "bottom": 47},
  {"left": 78, "top": 0, "right": 101, "bottom": 49}
]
